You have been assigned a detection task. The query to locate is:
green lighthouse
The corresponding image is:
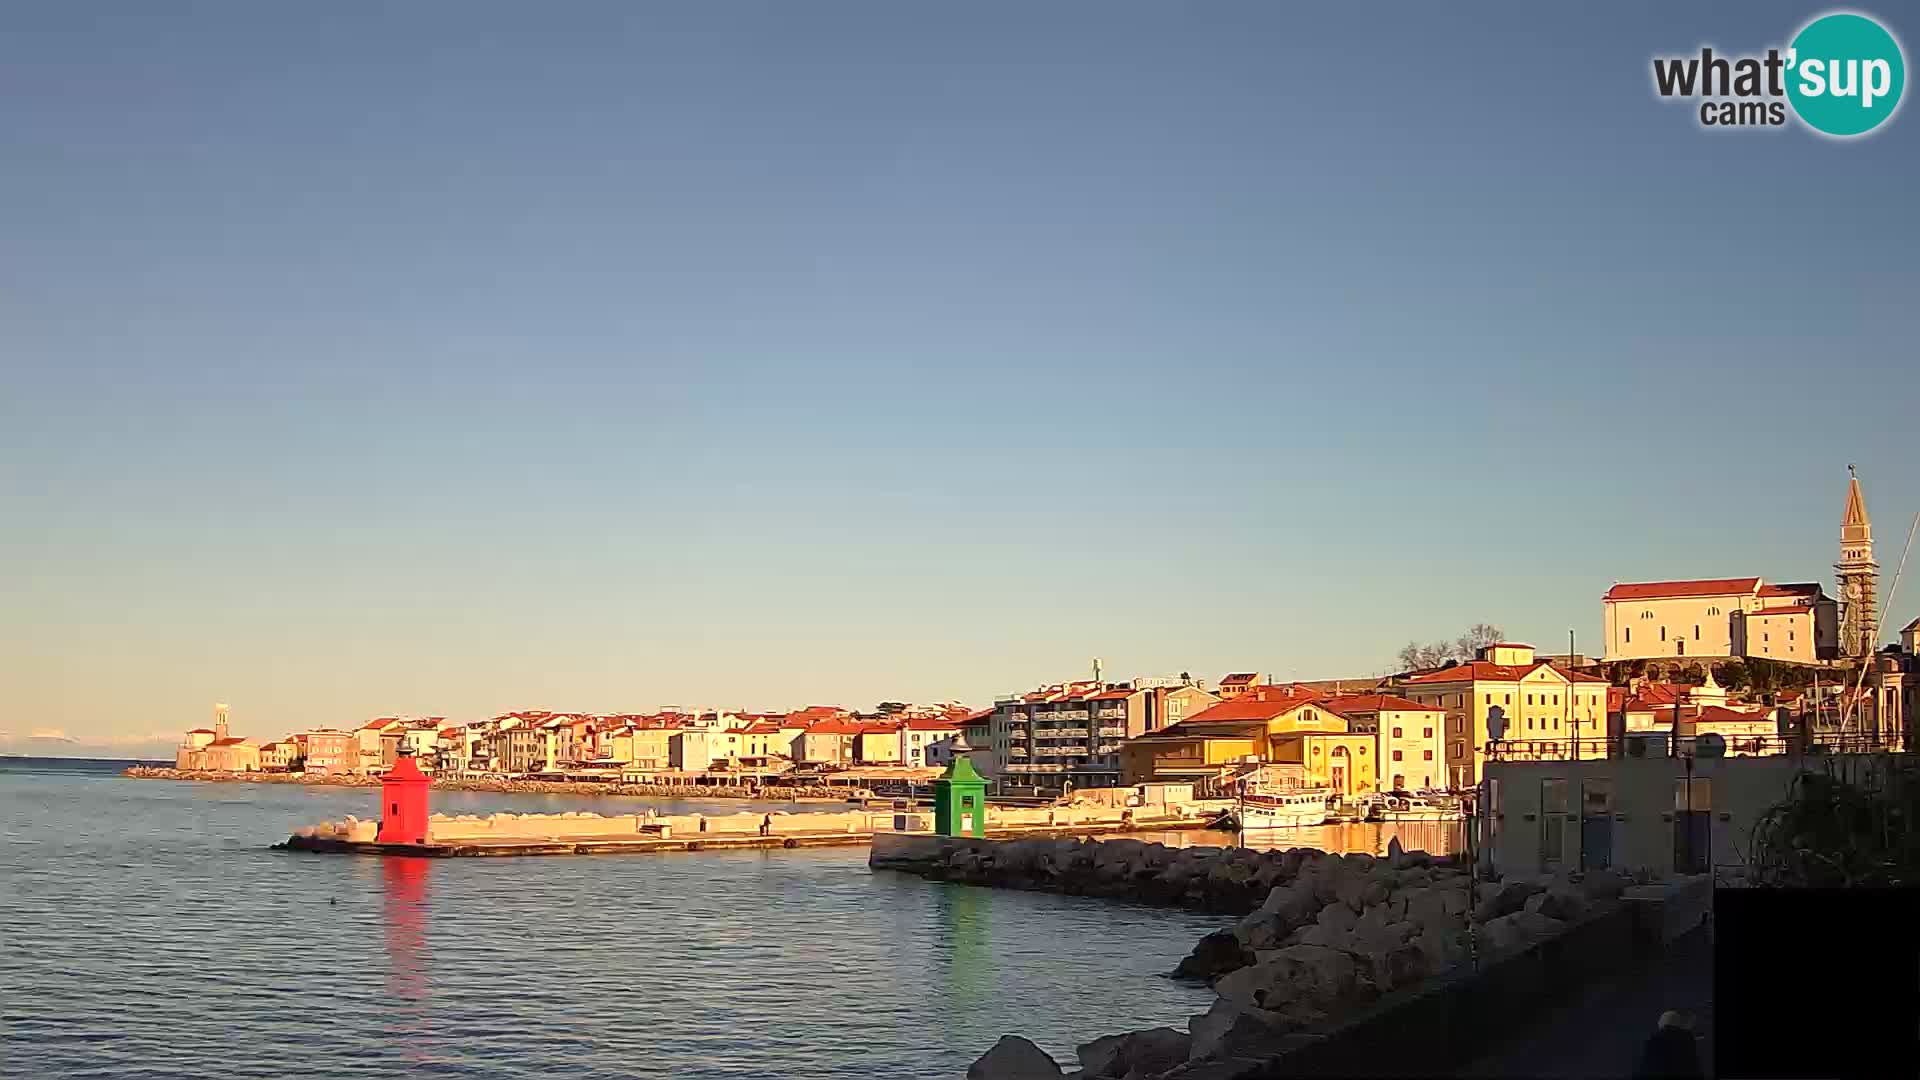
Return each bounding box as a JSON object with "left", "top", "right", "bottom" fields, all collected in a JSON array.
[{"left": 932, "top": 740, "right": 988, "bottom": 837}]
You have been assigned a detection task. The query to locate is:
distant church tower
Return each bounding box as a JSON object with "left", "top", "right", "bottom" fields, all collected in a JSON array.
[
  {"left": 213, "top": 702, "right": 230, "bottom": 742},
  {"left": 1837, "top": 466, "right": 1879, "bottom": 657}
]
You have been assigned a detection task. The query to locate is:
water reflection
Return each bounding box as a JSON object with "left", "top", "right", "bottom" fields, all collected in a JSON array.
[
  {"left": 1121, "top": 821, "right": 1464, "bottom": 856},
  {"left": 382, "top": 853, "right": 432, "bottom": 1006},
  {"left": 933, "top": 884, "right": 991, "bottom": 1010}
]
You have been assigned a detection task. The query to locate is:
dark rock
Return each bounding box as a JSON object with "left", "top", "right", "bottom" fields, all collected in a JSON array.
[
  {"left": 1186, "top": 998, "right": 1292, "bottom": 1062},
  {"left": 967, "top": 1035, "right": 1063, "bottom": 1079},
  {"left": 1175, "top": 928, "right": 1253, "bottom": 980},
  {"left": 1075, "top": 1027, "right": 1190, "bottom": 1078}
]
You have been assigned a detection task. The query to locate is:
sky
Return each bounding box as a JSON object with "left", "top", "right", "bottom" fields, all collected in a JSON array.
[{"left": 5, "top": 3, "right": 1917, "bottom": 757}]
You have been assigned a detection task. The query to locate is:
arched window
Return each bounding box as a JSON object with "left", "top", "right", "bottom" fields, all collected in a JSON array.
[
  {"left": 1707, "top": 606, "right": 1720, "bottom": 616},
  {"left": 1641, "top": 611, "right": 1654, "bottom": 620}
]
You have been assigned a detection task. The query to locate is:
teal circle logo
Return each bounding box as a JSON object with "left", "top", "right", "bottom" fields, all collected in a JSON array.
[{"left": 1786, "top": 12, "right": 1906, "bottom": 137}]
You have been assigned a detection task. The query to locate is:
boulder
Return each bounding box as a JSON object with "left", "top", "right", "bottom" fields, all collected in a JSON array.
[
  {"left": 1214, "top": 944, "right": 1359, "bottom": 1018},
  {"left": 1356, "top": 940, "right": 1431, "bottom": 993},
  {"left": 1186, "top": 998, "right": 1292, "bottom": 1062},
  {"left": 1156, "top": 1057, "right": 1271, "bottom": 1079},
  {"left": 1537, "top": 885, "right": 1592, "bottom": 922},
  {"left": 1472, "top": 880, "right": 1539, "bottom": 923},
  {"left": 1480, "top": 911, "right": 1567, "bottom": 955},
  {"left": 967, "top": 1035, "right": 1063, "bottom": 1079},
  {"left": 1314, "top": 901, "right": 1359, "bottom": 933},
  {"left": 1578, "top": 868, "right": 1629, "bottom": 901},
  {"left": 1175, "top": 928, "right": 1253, "bottom": 981},
  {"left": 1075, "top": 1027, "right": 1190, "bottom": 1078}
]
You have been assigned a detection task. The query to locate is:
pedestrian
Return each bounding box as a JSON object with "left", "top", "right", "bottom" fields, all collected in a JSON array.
[
  {"left": 1632, "top": 1011, "right": 1703, "bottom": 1080},
  {"left": 759, "top": 813, "right": 772, "bottom": 837}
]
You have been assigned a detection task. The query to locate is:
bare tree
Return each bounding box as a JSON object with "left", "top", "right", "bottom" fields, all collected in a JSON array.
[
  {"left": 1393, "top": 623, "right": 1507, "bottom": 672},
  {"left": 1395, "top": 640, "right": 1455, "bottom": 672},
  {"left": 1453, "top": 623, "right": 1506, "bottom": 661}
]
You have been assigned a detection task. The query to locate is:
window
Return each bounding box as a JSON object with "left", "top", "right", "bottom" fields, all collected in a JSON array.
[
  {"left": 1553, "top": 718, "right": 1560, "bottom": 730},
  {"left": 1423, "top": 726, "right": 1434, "bottom": 738},
  {"left": 1626, "top": 628, "right": 1632, "bottom": 643},
  {"left": 1450, "top": 741, "right": 1465, "bottom": 759},
  {"left": 1660, "top": 626, "right": 1667, "bottom": 641},
  {"left": 1641, "top": 611, "right": 1654, "bottom": 620},
  {"left": 1484, "top": 694, "right": 1492, "bottom": 704},
  {"left": 1505, "top": 694, "right": 1512, "bottom": 704},
  {"left": 1312, "top": 745, "right": 1321, "bottom": 755},
  {"left": 1423, "top": 750, "right": 1434, "bottom": 760},
  {"left": 1450, "top": 716, "right": 1463, "bottom": 734},
  {"left": 1393, "top": 750, "right": 1404, "bottom": 761},
  {"left": 1694, "top": 625, "right": 1700, "bottom": 640},
  {"left": 1708, "top": 606, "right": 1720, "bottom": 616},
  {"left": 1392, "top": 726, "right": 1404, "bottom": 738},
  {"left": 1527, "top": 718, "right": 1535, "bottom": 730},
  {"left": 1527, "top": 694, "right": 1534, "bottom": 706}
]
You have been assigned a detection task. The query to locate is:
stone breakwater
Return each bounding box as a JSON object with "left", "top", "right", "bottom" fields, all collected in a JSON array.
[
  {"left": 122, "top": 766, "right": 858, "bottom": 801},
  {"left": 872, "top": 835, "right": 1651, "bottom": 1079}
]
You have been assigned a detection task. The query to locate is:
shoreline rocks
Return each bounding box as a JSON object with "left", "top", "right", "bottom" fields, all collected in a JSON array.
[{"left": 957, "top": 836, "right": 1658, "bottom": 1079}]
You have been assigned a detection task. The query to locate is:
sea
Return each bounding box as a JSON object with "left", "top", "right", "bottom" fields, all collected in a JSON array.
[{"left": 1, "top": 757, "right": 1459, "bottom": 1079}]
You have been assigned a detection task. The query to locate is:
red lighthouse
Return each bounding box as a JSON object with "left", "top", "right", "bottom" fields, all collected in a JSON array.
[{"left": 375, "top": 745, "right": 431, "bottom": 845}]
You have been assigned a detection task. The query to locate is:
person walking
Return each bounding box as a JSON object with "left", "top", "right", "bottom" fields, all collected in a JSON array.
[{"left": 1632, "top": 1011, "right": 1703, "bottom": 1080}]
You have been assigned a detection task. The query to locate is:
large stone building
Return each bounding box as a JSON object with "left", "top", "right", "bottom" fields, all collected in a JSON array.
[
  {"left": 1398, "top": 643, "right": 1610, "bottom": 789},
  {"left": 1602, "top": 578, "right": 1838, "bottom": 662}
]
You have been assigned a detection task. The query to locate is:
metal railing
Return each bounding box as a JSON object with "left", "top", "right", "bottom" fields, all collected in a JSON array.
[{"left": 1485, "top": 733, "right": 1907, "bottom": 762}]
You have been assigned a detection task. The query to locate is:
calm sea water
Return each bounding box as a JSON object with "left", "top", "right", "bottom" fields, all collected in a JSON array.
[{"left": 2, "top": 759, "right": 1232, "bottom": 1079}]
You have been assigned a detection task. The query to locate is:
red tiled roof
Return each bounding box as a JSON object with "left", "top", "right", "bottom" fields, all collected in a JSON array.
[
  {"left": 1220, "top": 673, "right": 1260, "bottom": 686},
  {"left": 962, "top": 707, "right": 994, "bottom": 723},
  {"left": 904, "top": 718, "right": 960, "bottom": 731},
  {"left": 1085, "top": 689, "right": 1135, "bottom": 701},
  {"left": 1183, "top": 690, "right": 1321, "bottom": 724},
  {"left": 1750, "top": 606, "right": 1812, "bottom": 617},
  {"left": 185, "top": 729, "right": 215, "bottom": 735},
  {"left": 1758, "top": 582, "right": 1820, "bottom": 598},
  {"left": 1322, "top": 693, "right": 1443, "bottom": 715},
  {"left": 1604, "top": 578, "right": 1760, "bottom": 601},
  {"left": 857, "top": 723, "right": 900, "bottom": 735},
  {"left": 208, "top": 738, "right": 251, "bottom": 747},
  {"left": 1487, "top": 642, "right": 1533, "bottom": 650},
  {"left": 1405, "top": 661, "right": 1607, "bottom": 685}
]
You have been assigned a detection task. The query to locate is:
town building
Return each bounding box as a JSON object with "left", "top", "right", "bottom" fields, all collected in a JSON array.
[
  {"left": 297, "top": 730, "right": 356, "bottom": 775},
  {"left": 1321, "top": 693, "right": 1447, "bottom": 793},
  {"left": 200, "top": 737, "right": 260, "bottom": 772},
  {"left": 257, "top": 741, "right": 295, "bottom": 771},
  {"left": 794, "top": 718, "right": 862, "bottom": 765},
  {"left": 1217, "top": 673, "right": 1263, "bottom": 700},
  {"left": 1603, "top": 578, "right": 1837, "bottom": 662},
  {"left": 1398, "top": 643, "right": 1610, "bottom": 789},
  {"left": 898, "top": 718, "right": 961, "bottom": 769},
  {"left": 991, "top": 677, "right": 1218, "bottom": 791},
  {"left": 1120, "top": 685, "right": 1374, "bottom": 797},
  {"left": 174, "top": 703, "right": 231, "bottom": 769}
]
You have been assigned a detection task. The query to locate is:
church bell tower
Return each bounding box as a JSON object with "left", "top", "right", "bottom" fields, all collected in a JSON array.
[{"left": 1836, "top": 465, "right": 1879, "bottom": 657}]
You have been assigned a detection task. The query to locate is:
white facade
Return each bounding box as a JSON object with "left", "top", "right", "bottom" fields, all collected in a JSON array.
[
  {"left": 1481, "top": 753, "right": 1900, "bottom": 882},
  {"left": 1603, "top": 578, "right": 1835, "bottom": 662}
]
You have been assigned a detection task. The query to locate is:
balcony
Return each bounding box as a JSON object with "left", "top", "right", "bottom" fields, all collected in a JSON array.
[
  {"left": 1007, "top": 746, "right": 1029, "bottom": 758},
  {"left": 1033, "top": 745, "right": 1081, "bottom": 757},
  {"left": 1097, "top": 726, "right": 1125, "bottom": 738},
  {"left": 1033, "top": 726, "right": 1089, "bottom": 739}
]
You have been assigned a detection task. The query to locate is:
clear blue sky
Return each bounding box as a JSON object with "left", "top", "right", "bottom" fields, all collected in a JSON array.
[{"left": 5, "top": 3, "right": 1917, "bottom": 755}]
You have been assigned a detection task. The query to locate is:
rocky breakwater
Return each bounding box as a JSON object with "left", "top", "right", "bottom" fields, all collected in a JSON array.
[{"left": 959, "top": 839, "right": 1640, "bottom": 1079}]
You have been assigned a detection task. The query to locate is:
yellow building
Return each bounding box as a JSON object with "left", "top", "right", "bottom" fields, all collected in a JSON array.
[
  {"left": 1121, "top": 686, "right": 1376, "bottom": 796},
  {"left": 1399, "top": 643, "right": 1609, "bottom": 789},
  {"left": 1323, "top": 693, "right": 1447, "bottom": 792}
]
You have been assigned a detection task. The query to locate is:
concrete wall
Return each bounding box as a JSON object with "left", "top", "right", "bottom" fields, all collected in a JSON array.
[{"left": 1483, "top": 753, "right": 1898, "bottom": 881}]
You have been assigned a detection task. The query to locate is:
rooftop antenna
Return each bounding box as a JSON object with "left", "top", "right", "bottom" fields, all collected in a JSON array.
[{"left": 1092, "top": 657, "right": 1102, "bottom": 685}]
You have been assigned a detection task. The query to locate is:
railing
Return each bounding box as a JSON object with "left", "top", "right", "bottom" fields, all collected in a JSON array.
[
  {"left": 1007, "top": 746, "right": 1029, "bottom": 758},
  {"left": 1032, "top": 726, "right": 1090, "bottom": 738},
  {"left": 1096, "top": 726, "right": 1126, "bottom": 738},
  {"left": 1485, "top": 733, "right": 1907, "bottom": 762}
]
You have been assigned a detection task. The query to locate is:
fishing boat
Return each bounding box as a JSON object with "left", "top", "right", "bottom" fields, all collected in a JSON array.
[{"left": 1232, "top": 785, "right": 1335, "bottom": 829}]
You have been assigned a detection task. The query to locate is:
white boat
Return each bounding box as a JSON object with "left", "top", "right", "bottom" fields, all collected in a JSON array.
[
  {"left": 1233, "top": 787, "right": 1334, "bottom": 828},
  {"left": 1368, "top": 792, "right": 1463, "bottom": 822}
]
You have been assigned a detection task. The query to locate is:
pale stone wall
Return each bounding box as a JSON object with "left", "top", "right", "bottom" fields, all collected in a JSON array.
[{"left": 1605, "top": 593, "right": 1750, "bottom": 660}]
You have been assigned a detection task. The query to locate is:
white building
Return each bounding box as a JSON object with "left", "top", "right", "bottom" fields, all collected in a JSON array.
[{"left": 1602, "top": 578, "right": 1837, "bottom": 662}]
